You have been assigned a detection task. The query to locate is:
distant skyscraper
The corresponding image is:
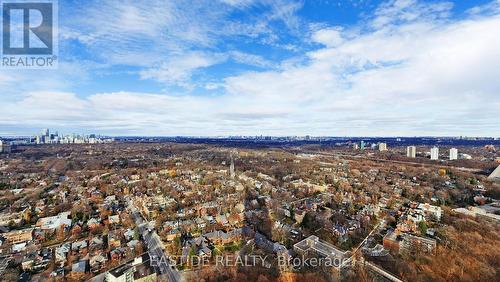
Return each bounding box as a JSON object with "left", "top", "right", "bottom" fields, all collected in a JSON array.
[
  {"left": 43, "top": 128, "right": 49, "bottom": 137},
  {"left": 353, "top": 143, "right": 359, "bottom": 150},
  {"left": 430, "top": 147, "right": 439, "bottom": 160},
  {"left": 360, "top": 141, "right": 365, "bottom": 150},
  {"left": 407, "top": 146, "right": 416, "bottom": 158},
  {"left": 378, "top": 143, "right": 388, "bottom": 151},
  {"left": 449, "top": 148, "right": 458, "bottom": 160}
]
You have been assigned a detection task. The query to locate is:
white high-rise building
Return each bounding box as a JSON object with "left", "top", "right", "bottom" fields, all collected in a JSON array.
[
  {"left": 378, "top": 143, "right": 388, "bottom": 151},
  {"left": 407, "top": 146, "right": 416, "bottom": 158},
  {"left": 0, "top": 140, "right": 11, "bottom": 153},
  {"left": 430, "top": 147, "right": 439, "bottom": 160},
  {"left": 449, "top": 148, "right": 458, "bottom": 160}
]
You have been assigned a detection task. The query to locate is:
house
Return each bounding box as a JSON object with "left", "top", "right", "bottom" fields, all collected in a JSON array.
[
  {"left": 89, "top": 237, "right": 104, "bottom": 254},
  {"left": 105, "top": 195, "right": 117, "bottom": 204},
  {"left": 203, "top": 228, "right": 242, "bottom": 245},
  {"left": 21, "top": 253, "right": 36, "bottom": 271},
  {"left": 165, "top": 229, "right": 180, "bottom": 241},
  {"left": 90, "top": 252, "right": 108, "bottom": 273},
  {"left": 227, "top": 213, "right": 243, "bottom": 227},
  {"left": 33, "top": 229, "right": 46, "bottom": 241},
  {"left": 203, "top": 215, "right": 215, "bottom": 225},
  {"left": 294, "top": 210, "right": 306, "bottom": 224},
  {"left": 255, "top": 232, "right": 289, "bottom": 259},
  {"left": 197, "top": 244, "right": 212, "bottom": 258},
  {"left": 72, "top": 240, "right": 88, "bottom": 254},
  {"left": 417, "top": 203, "right": 442, "bottom": 221},
  {"left": 183, "top": 236, "right": 212, "bottom": 264},
  {"left": 396, "top": 214, "right": 420, "bottom": 233},
  {"left": 55, "top": 243, "right": 71, "bottom": 266},
  {"left": 187, "top": 236, "right": 212, "bottom": 257},
  {"left": 35, "top": 248, "right": 52, "bottom": 270},
  {"left": 71, "top": 260, "right": 88, "bottom": 276},
  {"left": 204, "top": 230, "right": 231, "bottom": 245},
  {"left": 70, "top": 224, "right": 82, "bottom": 236},
  {"left": 127, "top": 240, "right": 140, "bottom": 249},
  {"left": 90, "top": 190, "right": 103, "bottom": 201},
  {"left": 108, "top": 232, "right": 122, "bottom": 249},
  {"left": 87, "top": 218, "right": 102, "bottom": 230},
  {"left": 179, "top": 219, "right": 195, "bottom": 231},
  {"left": 50, "top": 268, "right": 65, "bottom": 278},
  {"left": 194, "top": 217, "right": 206, "bottom": 229},
  {"left": 0, "top": 211, "right": 24, "bottom": 226},
  {"left": 124, "top": 229, "right": 135, "bottom": 241},
  {"left": 108, "top": 215, "right": 120, "bottom": 225},
  {"left": 110, "top": 248, "right": 126, "bottom": 261},
  {"left": 216, "top": 214, "right": 229, "bottom": 226},
  {"left": 0, "top": 226, "right": 9, "bottom": 233}
]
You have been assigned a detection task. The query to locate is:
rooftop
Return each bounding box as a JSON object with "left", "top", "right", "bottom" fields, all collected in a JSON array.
[
  {"left": 488, "top": 165, "right": 500, "bottom": 182},
  {"left": 294, "top": 235, "right": 348, "bottom": 261}
]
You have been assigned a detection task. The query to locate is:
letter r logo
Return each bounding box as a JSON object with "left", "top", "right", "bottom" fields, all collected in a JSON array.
[{"left": 2, "top": 2, "right": 53, "bottom": 55}]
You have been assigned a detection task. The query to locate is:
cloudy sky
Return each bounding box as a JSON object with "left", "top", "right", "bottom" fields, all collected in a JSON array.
[{"left": 1, "top": 0, "right": 499, "bottom": 136}]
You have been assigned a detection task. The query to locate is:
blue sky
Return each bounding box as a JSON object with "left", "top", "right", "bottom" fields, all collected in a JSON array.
[{"left": 0, "top": 0, "right": 499, "bottom": 136}]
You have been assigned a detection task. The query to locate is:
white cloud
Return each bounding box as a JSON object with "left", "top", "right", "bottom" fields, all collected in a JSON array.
[
  {"left": 371, "top": 0, "right": 454, "bottom": 29},
  {"left": 219, "top": 0, "right": 256, "bottom": 8},
  {"left": 139, "top": 52, "right": 226, "bottom": 86},
  {"left": 229, "top": 51, "right": 274, "bottom": 68},
  {"left": 311, "top": 27, "right": 345, "bottom": 47},
  {"left": 467, "top": 0, "right": 500, "bottom": 16},
  {"left": 220, "top": 1, "right": 500, "bottom": 135},
  {"left": 56, "top": 0, "right": 305, "bottom": 88},
  {"left": 2, "top": 0, "right": 499, "bottom": 136}
]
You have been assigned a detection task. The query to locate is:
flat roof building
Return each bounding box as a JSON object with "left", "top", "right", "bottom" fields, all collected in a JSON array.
[
  {"left": 430, "top": 147, "right": 439, "bottom": 160},
  {"left": 293, "top": 235, "right": 349, "bottom": 270},
  {"left": 3, "top": 228, "right": 33, "bottom": 244},
  {"left": 407, "top": 146, "right": 416, "bottom": 158},
  {"left": 379, "top": 143, "right": 388, "bottom": 151},
  {"left": 449, "top": 148, "right": 458, "bottom": 160}
]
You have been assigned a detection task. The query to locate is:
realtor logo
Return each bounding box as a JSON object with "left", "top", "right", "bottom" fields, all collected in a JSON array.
[{"left": 1, "top": 0, "right": 58, "bottom": 68}]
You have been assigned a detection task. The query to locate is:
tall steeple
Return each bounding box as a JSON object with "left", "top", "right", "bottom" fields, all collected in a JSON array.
[{"left": 230, "top": 153, "right": 235, "bottom": 179}]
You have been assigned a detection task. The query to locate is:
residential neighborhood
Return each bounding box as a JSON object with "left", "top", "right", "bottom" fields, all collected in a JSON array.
[{"left": 0, "top": 140, "right": 499, "bottom": 281}]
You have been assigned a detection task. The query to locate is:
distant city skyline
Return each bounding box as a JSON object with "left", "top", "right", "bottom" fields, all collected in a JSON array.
[
  {"left": 1, "top": 0, "right": 499, "bottom": 136},
  {"left": 28, "top": 128, "right": 114, "bottom": 144},
  {"left": 1, "top": 128, "right": 500, "bottom": 139}
]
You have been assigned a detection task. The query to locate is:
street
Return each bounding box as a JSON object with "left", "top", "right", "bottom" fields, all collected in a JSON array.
[
  {"left": 0, "top": 255, "right": 11, "bottom": 276},
  {"left": 126, "top": 198, "right": 182, "bottom": 282}
]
